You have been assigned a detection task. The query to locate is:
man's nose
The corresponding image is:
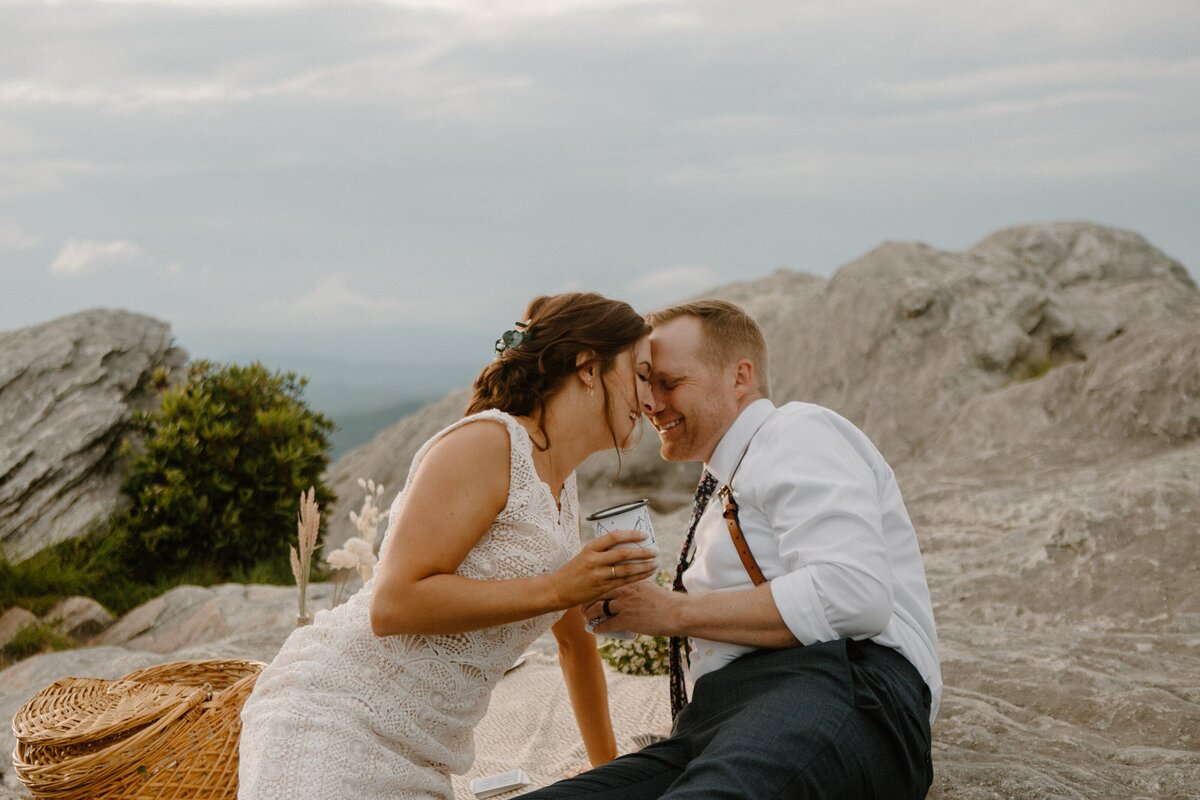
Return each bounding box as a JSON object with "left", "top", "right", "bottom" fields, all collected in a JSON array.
[{"left": 644, "top": 385, "right": 664, "bottom": 416}]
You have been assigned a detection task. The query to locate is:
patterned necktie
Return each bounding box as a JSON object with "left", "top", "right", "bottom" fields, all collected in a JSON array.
[{"left": 669, "top": 470, "right": 718, "bottom": 720}]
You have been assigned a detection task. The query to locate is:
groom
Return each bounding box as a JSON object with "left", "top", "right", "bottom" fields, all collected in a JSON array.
[{"left": 526, "top": 300, "right": 940, "bottom": 799}]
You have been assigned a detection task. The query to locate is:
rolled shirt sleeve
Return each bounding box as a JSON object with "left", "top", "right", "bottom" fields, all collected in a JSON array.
[{"left": 755, "top": 412, "right": 896, "bottom": 645}]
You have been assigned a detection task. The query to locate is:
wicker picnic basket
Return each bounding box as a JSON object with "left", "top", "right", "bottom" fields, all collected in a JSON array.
[{"left": 12, "top": 658, "right": 265, "bottom": 799}]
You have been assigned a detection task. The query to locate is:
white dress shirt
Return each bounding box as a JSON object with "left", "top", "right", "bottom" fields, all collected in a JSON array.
[{"left": 683, "top": 399, "right": 942, "bottom": 722}]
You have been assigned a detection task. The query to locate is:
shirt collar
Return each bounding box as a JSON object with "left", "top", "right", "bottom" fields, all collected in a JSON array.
[{"left": 704, "top": 398, "right": 776, "bottom": 485}]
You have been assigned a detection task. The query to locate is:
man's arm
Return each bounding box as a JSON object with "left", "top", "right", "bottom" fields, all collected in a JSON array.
[
  {"left": 588, "top": 580, "right": 799, "bottom": 648},
  {"left": 594, "top": 410, "right": 895, "bottom": 648}
]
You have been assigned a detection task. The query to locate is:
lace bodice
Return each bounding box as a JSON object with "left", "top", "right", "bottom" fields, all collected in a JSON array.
[{"left": 239, "top": 410, "right": 582, "bottom": 799}]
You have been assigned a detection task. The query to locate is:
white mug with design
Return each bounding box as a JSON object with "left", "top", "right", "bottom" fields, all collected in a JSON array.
[{"left": 583, "top": 499, "right": 657, "bottom": 639}]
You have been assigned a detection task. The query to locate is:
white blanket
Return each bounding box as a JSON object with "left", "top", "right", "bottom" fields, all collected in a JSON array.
[{"left": 451, "top": 654, "right": 671, "bottom": 798}]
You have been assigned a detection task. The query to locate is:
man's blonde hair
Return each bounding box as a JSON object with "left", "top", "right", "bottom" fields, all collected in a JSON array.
[{"left": 646, "top": 300, "right": 771, "bottom": 397}]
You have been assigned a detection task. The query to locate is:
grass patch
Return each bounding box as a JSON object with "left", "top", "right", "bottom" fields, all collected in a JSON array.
[
  {"left": 2, "top": 516, "right": 313, "bottom": 625},
  {"left": 2, "top": 519, "right": 151, "bottom": 617},
  {"left": 0, "top": 621, "right": 76, "bottom": 670}
]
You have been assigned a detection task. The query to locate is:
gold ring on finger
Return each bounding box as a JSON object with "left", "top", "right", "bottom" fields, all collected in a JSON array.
[{"left": 610, "top": 565, "right": 616, "bottom": 579}]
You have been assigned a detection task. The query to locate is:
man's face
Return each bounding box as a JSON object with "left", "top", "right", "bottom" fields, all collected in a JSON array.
[{"left": 646, "top": 316, "right": 741, "bottom": 463}]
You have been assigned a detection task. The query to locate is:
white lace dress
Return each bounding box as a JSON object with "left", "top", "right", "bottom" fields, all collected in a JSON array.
[{"left": 238, "top": 410, "right": 581, "bottom": 799}]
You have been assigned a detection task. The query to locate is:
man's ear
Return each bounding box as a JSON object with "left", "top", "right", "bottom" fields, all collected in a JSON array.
[{"left": 731, "top": 358, "right": 755, "bottom": 399}]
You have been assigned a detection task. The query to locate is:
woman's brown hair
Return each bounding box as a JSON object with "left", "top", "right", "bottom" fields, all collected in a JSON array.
[{"left": 466, "top": 292, "right": 650, "bottom": 450}]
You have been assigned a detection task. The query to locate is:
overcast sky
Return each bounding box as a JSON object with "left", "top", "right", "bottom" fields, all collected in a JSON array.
[{"left": 2, "top": 0, "right": 1198, "bottom": 393}]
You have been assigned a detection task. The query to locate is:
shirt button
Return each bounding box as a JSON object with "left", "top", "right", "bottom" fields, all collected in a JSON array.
[{"left": 705, "top": 649, "right": 713, "bottom": 657}]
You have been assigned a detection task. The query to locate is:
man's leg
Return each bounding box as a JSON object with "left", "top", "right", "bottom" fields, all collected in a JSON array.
[
  {"left": 521, "top": 737, "right": 689, "bottom": 799},
  {"left": 661, "top": 639, "right": 933, "bottom": 800},
  {"left": 526, "top": 639, "right": 931, "bottom": 800}
]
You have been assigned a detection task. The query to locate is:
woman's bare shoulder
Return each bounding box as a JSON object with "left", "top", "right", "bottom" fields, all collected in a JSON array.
[
  {"left": 413, "top": 417, "right": 513, "bottom": 490},
  {"left": 437, "top": 416, "right": 512, "bottom": 456}
]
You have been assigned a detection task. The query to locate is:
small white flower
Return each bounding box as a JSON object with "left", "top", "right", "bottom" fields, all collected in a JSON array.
[
  {"left": 327, "top": 548, "right": 358, "bottom": 571},
  {"left": 344, "top": 536, "right": 375, "bottom": 563}
]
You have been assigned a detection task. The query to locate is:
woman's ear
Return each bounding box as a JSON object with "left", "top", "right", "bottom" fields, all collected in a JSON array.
[{"left": 575, "top": 350, "right": 597, "bottom": 387}]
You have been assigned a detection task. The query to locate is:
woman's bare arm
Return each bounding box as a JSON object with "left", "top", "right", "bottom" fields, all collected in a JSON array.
[
  {"left": 553, "top": 606, "right": 618, "bottom": 766},
  {"left": 370, "top": 421, "right": 656, "bottom": 637}
]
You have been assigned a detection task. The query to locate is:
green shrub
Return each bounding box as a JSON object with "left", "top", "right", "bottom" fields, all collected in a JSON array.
[{"left": 120, "top": 360, "right": 336, "bottom": 580}]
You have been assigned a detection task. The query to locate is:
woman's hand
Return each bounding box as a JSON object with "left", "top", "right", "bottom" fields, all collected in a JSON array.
[{"left": 546, "top": 529, "right": 658, "bottom": 608}]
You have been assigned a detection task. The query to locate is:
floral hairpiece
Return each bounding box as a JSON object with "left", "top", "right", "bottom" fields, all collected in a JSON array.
[{"left": 494, "top": 320, "right": 534, "bottom": 354}]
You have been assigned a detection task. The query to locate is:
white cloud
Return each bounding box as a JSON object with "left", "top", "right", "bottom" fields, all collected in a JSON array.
[
  {"left": 0, "top": 78, "right": 311, "bottom": 111},
  {"left": 70, "top": 0, "right": 677, "bottom": 14},
  {"left": 627, "top": 266, "right": 720, "bottom": 308},
  {"left": 874, "top": 57, "right": 1200, "bottom": 105},
  {"left": 0, "top": 159, "right": 113, "bottom": 199},
  {"left": 50, "top": 239, "right": 143, "bottom": 276},
  {"left": 0, "top": 221, "right": 39, "bottom": 250},
  {"left": 240, "top": 274, "right": 492, "bottom": 328}
]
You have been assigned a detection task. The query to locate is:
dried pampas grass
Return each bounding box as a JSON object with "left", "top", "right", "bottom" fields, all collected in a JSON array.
[{"left": 291, "top": 486, "right": 320, "bottom": 625}]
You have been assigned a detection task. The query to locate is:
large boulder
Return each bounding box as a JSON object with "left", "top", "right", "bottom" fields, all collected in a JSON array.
[
  {"left": 0, "top": 309, "right": 186, "bottom": 561},
  {"left": 324, "top": 220, "right": 1198, "bottom": 540},
  {"left": 42, "top": 596, "right": 115, "bottom": 640}
]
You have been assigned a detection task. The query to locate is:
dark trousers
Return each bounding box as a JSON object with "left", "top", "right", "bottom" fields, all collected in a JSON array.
[{"left": 525, "top": 639, "right": 933, "bottom": 800}]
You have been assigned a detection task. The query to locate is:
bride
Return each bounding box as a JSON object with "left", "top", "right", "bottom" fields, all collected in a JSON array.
[{"left": 238, "top": 292, "right": 657, "bottom": 799}]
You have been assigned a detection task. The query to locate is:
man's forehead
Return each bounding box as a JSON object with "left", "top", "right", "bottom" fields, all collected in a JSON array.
[{"left": 649, "top": 317, "right": 705, "bottom": 372}]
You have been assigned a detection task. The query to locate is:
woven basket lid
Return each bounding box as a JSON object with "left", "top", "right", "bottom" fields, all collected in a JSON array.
[
  {"left": 121, "top": 658, "right": 265, "bottom": 691},
  {"left": 12, "top": 677, "right": 207, "bottom": 747}
]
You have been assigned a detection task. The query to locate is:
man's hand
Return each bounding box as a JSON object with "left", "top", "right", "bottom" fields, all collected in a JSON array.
[{"left": 585, "top": 579, "right": 681, "bottom": 638}]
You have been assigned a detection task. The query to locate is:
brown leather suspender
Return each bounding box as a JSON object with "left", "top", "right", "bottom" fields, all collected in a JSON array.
[
  {"left": 717, "top": 485, "right": 766, "bottom": 586},
  {"left": 714, "top": 417, "right": 769, "bottom": 586}
]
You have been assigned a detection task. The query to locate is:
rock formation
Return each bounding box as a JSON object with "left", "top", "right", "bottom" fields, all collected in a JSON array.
[
  {"left": 317, "top": 220, "right": 1200, "bottom": 796},
  {"left": 0, "top": 309, "right": 186, "bottom": 561}
]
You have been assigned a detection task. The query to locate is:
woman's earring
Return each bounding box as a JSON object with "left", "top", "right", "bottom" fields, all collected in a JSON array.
[{"left": 587, "top": 383, "right": 595, "bottom": 398}]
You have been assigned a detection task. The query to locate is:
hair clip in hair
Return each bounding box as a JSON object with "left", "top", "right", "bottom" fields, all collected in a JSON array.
[{"left": 494, "top": 320, "right": 534, "bottom": 354}]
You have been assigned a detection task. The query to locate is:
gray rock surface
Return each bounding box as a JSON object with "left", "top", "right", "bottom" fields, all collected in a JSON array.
[
  {"left": 0, "top": 309, "right": 186, "bottom": 561},
  {"left": 42, "top": 596, "right": 115, "bottom": 639}
]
